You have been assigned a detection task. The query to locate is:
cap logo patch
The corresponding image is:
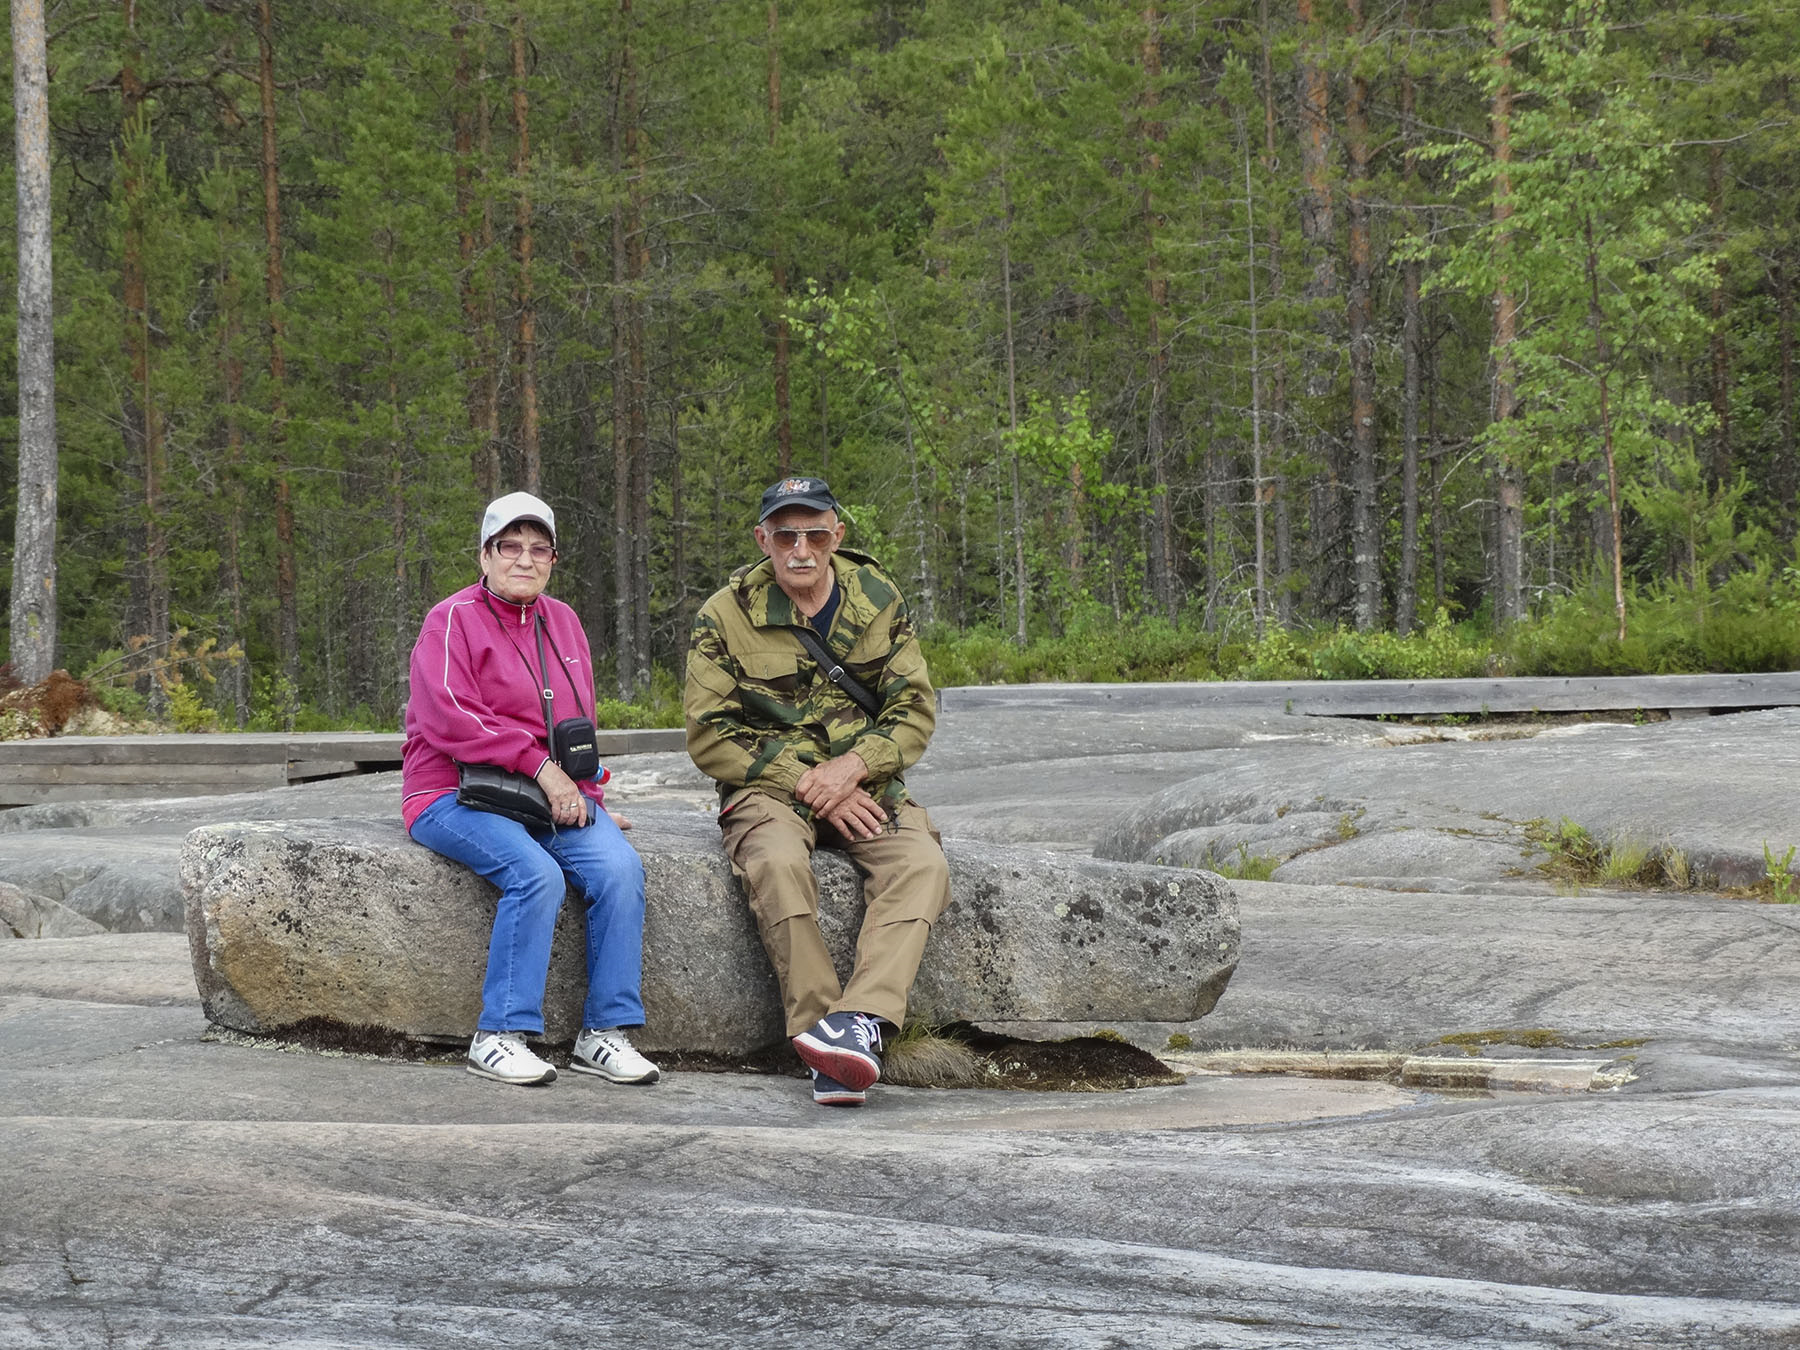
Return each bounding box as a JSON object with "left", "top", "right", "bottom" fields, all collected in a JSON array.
[{"left": 778, "top": 478, "right": 814, "bottom": 495}]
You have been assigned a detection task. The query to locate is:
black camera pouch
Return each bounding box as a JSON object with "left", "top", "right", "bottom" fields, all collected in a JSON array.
[{"left": 552, "top": 716, "right": 600, "bottom": 781}]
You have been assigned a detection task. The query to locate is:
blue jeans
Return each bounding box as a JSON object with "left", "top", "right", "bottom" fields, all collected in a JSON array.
[{"left": 410, "top": 794, "right": 647, "bottom": 1034}]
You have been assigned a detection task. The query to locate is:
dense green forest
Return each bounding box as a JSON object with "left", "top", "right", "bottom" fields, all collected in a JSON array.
[{"left": 2, "top": 0, "right": 1797, "bottom": 727}]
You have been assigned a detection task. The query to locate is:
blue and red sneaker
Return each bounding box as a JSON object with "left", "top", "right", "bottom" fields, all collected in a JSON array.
[
  {"left": 793, "top": 1011, "right": 883, "bottom": 1092},
  {"left": 810, "top": 1067, "right": 867, "bottom": 1106}
]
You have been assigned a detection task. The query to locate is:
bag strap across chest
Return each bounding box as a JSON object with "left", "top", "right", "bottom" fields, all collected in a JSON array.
[{"left": 788, "top": 623, "right": 882, "bottom": 719}]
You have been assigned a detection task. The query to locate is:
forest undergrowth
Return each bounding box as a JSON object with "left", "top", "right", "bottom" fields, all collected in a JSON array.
[{"left": 4, "top": 568, "right": 1795, "bottom": 738}]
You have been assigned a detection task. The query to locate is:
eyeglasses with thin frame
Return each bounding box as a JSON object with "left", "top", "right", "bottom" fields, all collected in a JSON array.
[
  {"left": 493, "top": 539, "right": 556, "bottom": 563},
  {"left": 767, "top": 527, "right": 836, "bottom": 551}
]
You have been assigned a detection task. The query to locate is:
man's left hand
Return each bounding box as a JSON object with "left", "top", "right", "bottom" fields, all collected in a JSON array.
[{"left": 794, "top": 751, "right": 869, "bottom": 816}]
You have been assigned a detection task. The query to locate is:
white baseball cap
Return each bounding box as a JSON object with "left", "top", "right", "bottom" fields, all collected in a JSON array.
[{"left": 480, "top": 491, "right": 556, "bottom": 549}]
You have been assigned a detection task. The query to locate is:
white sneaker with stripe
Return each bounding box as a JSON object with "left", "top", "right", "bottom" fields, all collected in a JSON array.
[{"left": 467, "top": 1030, "right": 557, "bottom": 1085}]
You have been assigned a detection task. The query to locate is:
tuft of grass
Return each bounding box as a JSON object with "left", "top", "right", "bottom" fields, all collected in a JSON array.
[
  {"left": 882, "top": 1025, "right": 986, "bottom": 1088},
  {"left": 1166, "top": 1032, "right": 1193, "bottom": 1051},
  {"left": 1208, "top": 844, "right": 1281, "bottom": 882},
  {"left": 1529, "top": 817, "right": 1701, "bottom": 891},
  {"left": 1660, "top": 849, "right": 1693, "bottom": 890},
  {"left": 1531, "top": 817, "right": 1607, "bottom": 882},
  {"left": 1599, "top": 835, "right": 1659, "bottom": 886},
  {"left": 1763, "top": 843, "right": 1798, "bottom": 903}
]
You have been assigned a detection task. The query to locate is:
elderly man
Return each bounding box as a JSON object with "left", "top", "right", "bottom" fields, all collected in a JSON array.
[{"left": 685, "top": 476, "right": 951, "bottom": 1107}]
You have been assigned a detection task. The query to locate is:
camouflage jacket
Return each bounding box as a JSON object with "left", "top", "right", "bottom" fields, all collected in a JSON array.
[{"left": 684, "top": 546, "right": 936, "bottom": 815}]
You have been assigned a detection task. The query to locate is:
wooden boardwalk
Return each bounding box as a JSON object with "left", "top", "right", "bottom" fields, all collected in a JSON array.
[
  {"left": 0, "top": 728, "right": 686, "bottom": 806},
  {"left": 3, "top": 671, "right": 1794, "bottom": 806},
  {"left": 938, "top": 670, "right": 1800, "bottom": 717}
]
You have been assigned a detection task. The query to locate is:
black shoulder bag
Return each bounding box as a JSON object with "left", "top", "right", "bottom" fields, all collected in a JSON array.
[
  {"left": 791, "top": 624, "right": 883, "bottom": 719},
  {"left": 456, "top": 601, "right": 601, "bottom": 828}
]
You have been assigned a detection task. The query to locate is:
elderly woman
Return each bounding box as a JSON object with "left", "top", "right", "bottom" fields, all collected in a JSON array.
[{"left": 402, "top": 491, "right": 658, "bottom": 1087}]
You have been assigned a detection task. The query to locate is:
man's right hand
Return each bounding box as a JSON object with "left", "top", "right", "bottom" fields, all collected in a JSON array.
[{"left": 820, "top": 787, "right": 888, "bottom": 841}]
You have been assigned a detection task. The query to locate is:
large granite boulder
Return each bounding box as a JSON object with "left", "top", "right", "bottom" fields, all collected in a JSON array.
[{"left": 180, "top": 806, "right": 1237, "bottom": 1055}]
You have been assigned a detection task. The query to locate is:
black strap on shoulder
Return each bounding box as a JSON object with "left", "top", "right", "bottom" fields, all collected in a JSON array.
[{"left": 790, "top": 624, "right": 883, "bottom": 720}]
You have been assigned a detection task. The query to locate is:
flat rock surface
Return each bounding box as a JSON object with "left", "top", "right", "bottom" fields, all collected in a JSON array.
[
  {"left": 1082, "top": 707, "right": 1800, "bottom": 887},
  {"left": 1151, "top": 880, "right": 1800, "bottom": 1089},
  {"left": 4, "top": 693, "right": 1800, "bottom": 1346}
]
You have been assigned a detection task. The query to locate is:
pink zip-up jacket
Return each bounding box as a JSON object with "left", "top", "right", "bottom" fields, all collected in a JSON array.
[{"left": 402, "top": 580, "right": 608, "bottom": 831}]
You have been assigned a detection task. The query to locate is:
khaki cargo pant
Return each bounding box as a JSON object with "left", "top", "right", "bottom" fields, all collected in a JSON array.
[{"left": 718, "top": 791, "right": 952, "bottom": 1037}]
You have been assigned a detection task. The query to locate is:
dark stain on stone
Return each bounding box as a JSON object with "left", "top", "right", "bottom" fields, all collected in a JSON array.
[
  {"left": 226, "top": 1017, "right": 458, "bottom": 1061},
  {"left": 905, "top": 1022, "right": 1184, "bottom": 1092},
  {"left": 642, "top": 1025, "right": 1185, "bottom": 1093},
  {"left": 1067, "top": 896, "right": 1104, "bottom": 924}
]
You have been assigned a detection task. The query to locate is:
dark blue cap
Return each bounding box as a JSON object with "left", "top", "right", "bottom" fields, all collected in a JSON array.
[{"left": 758, "top": 476, "right": 839, "bottom": 522}]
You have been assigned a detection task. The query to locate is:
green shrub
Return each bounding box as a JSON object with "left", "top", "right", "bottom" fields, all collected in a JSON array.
[
  {"left": 1303, "top": 610, "right": 1489, "bottom": 680},
  {"left": 1503, "top": 568, "right": 1800, "bottom": 675},
  {"left": 591, "top": 666, "right": 683, "bottom": 729},
  {"left": 166, "top": 682, "right": 218, "bottom": 733}
]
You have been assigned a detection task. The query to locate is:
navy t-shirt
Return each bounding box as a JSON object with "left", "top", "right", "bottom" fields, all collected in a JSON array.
[{"left": 809, "top": 580, "right": 843, "bottom": 653}]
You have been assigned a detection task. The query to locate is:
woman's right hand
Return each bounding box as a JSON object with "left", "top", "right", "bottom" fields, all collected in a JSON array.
[{"left": 535, "top": 760, "right": 589, "bottom": 827}]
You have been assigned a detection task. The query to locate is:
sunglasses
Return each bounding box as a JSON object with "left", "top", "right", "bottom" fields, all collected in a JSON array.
[{"left": 766, "top": 527, "right": 836, "bottom": 550}]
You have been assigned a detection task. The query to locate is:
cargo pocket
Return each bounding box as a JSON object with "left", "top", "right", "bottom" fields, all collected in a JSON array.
[
  {"left": 719, "top": 791, "right": 818, "bottom": 929},
  {"left": 857, "top": 801, "right": 952, "bottom": 926}
]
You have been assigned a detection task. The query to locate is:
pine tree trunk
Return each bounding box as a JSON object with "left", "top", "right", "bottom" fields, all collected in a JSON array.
[
  {"left": 610, "top": 1, "right": 641, "bottom": 698},
  {"left": 901, "top": 393, "right": 933, "bottom": 627},
  {"left": 1067, "top": 457, "right": 1085, "bottom": 600},
  {"left": 382, "top": 260, "right": 410, "bottom": 711},
  {"left": 1489, "top": 0, "right": 1525, "bottom": 626},
  {"left": 1001, "top": 175, "right": 1027, "bottom": 645},
  {"left": 1395, "top": 21, "right": 1423, "bottom": 635},
  {"left": 628, "top": 176, "right": 651, "bottom": 692},
  {"left": 258, "top": 0, "right": 298, "bottom": 716},
  {"left": 1243, "top": 141, "right": 1267, "bottom": 637},
  {"left": 1780, "top": 253, "right": 1797, "bottom": 542},
  {"left": 510, "top": 0, "right": 540, "bottom": 493},
  {"left": 1708, "top": 141, "right": 1731, "bottom": 490},
  {"left": 768, "top": 1, "right": 792, "bottom": 473},
  {"left": 577, "top": 357, "right": 605, "bottom": 623},
  {"left": 453, "top": 8, "right": 500, "bottom": 498},
  {"left": 476, "top": 32, "right": 501, "bottom": 497},
  {"left": 1140, "top": 6, "right": 1176, "bottom": 619},
  {"left": 668, "top": 312, "right": 687, "bottom": 614},
  {"left": 1297, "top": 0, "right": 1342, "bottom": 619},
  {"left": 990, "top": 458, "right": 1005, "bottom": 630},
  {"left": 1428, "top": 298, "right": 1446, "bottom": 608},
  {"left": 1583, "top": 213, "right": 1626, "bottom": 641},
  {"left": 10, "top": 0, "right": 58, "bottom": 683},
  {"left": 121, "top": 3, "right": 168, "bottom": 707},
  {"left": 1260, "top": 0, "right": 1292, "bottom": 628},
  {"left": 1345, "top": 0, "right": 1378, "bottom": 631},
  {"left": 217, "top": 197, "right": 249, "bottom": 726},
  {"left": 625, "top": 0, "right": 651, "bottom": 690}
]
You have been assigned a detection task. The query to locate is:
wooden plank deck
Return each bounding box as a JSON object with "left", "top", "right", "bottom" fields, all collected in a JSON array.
[
  {"left": 938, "top": 671, "right": 1800, "bottom": 716},
  {"left": 0, "top": 728, "right": 686, "bottom": 807}
]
